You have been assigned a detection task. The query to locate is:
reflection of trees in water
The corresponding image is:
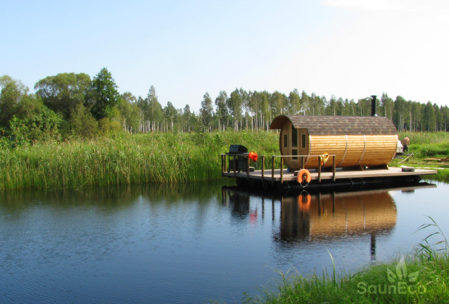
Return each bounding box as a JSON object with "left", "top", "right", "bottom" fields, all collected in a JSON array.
[
  {"left": 140, "top": 181, "right": 225, "bottom": 205},
  {"left": 0, "top": 181, "right": 225, "bottom": 213},
  {"left": 0, "top": 186, "right": 138, "bottom": 212}
]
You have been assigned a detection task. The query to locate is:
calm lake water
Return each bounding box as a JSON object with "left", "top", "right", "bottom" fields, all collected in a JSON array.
[{"left": 1, "top": 181, "right": 448, "bottom": 303}]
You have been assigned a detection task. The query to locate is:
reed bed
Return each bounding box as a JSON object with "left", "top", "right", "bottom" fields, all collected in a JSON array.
[
  {"left": 398, "top": 131, "right": 449, "bottom": 145},
  {"left": 1, "top": 130, "right": 448, "bottom": 191},
  {"left": 0, "top": 131, "right": 279, "bottom": 191},
  {"left": 395, "top": 131, "right": 449, "bottom": 182}
]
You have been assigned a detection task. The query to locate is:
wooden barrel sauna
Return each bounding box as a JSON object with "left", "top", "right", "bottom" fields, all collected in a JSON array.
[{"left": 270, "top": 115, "right": 398, "bottom": 170}]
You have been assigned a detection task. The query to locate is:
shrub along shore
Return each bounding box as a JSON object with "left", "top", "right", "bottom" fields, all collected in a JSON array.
[{"left": 0, "top": 131, "right": 448, "bottom": 191}]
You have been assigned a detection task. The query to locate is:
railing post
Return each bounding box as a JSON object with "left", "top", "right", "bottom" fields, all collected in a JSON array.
[
  {"left": 271, "top": 156, "right": 275, "bottom": 180},
  {"left": 225, "top": 154, "right": 229, "bottom": 173},
  {"left": 221, "top": 155, "right": 224, "bottom": 176},
  {"left": 280, "top": 157, "right": 284, "bottom": 183},
  {"left": 247, "top": 155, "right": 250, "bottom": 176},
  {"left": 332, "top": 155, "right": 336, "bottom": 181},
  {"left": 262, "top": 156, "right": 265, "bottom": 180},
  {"left": 318, "top": 156, "right": 321, "bottom": 183},
  {"left": 225, "top": 154, "right": 227, "bottom": 173},
  {"left": 233, "top": 155, "right": 237, "bottom": 174}
]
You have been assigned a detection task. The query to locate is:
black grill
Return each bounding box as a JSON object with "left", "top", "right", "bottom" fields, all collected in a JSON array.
[
  {"left": 227, "top": 145, "right": 249, "bottom": 172},
  {"left": 228, "top": 145, "right": 248, "bottom": 154}
]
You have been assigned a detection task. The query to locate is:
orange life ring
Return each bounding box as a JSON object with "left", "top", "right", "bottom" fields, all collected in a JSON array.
[
  {"left": 297, "top": 193, "right": 311, "bottom": 212},
  {"left": 297, "top": 169, "right": 312, "bottom": 185}
]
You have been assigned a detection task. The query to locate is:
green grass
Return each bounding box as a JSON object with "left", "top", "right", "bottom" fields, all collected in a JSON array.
[
  {"left": 398, "top": 131, "right": 449, "bottom": 145},
  {"left": 1, "top": 131, "right": 448, "bottom": 191},
  {"left": 408, "top": 143, "right": 449, "bottom": 159},
  {"left": 245, "top": 217, "right": 449, "bottom": 304},
  {"left": 0, "top": 131, "right": 279, "bottom": 191},
  {"left": 393, "top": 132, "right": 449, "bottom": 182}
]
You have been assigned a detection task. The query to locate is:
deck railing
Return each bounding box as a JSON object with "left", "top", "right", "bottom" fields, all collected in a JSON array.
[{"left": 221, "top": 153, "right": 337, "bottom": 183}]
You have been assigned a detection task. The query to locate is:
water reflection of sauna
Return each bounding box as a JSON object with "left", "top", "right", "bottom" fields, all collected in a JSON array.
[
  {"left": 222, "top": 187, "right": 398, "bottom": 260},
  {"left": 279, "top": 191, "right": 397, "bottom": 242}
]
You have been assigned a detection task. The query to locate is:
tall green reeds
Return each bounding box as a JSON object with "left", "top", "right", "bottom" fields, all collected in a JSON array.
[
  {"left": 398, "top": 131, "right": 449, "bottom": 145},
  {"left": 394, "top": 132, "right": 449, "bottom": 182},
  {"left": 0, "top": 131, "right": 279, "bottom": 190}
]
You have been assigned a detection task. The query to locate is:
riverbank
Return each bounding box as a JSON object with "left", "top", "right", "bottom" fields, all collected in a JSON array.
[
  {"left": 246, "top": 254, "right": 449, "bottom": 303},
  {"left": 246, "top": 219, "right": 449, "bottom": 304},
  {"left": 393, "top": 132, "right": 449, "bottom": 182},
  {"left": 0, "top": 131, "right": 278, "bottom": 190},
  {"left": 1, "top": 131, "right": 448, "bottom": 191}
]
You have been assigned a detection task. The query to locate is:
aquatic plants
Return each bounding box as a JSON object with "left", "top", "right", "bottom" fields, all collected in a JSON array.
[
  {"left": 0, "top": 131, "right": 279, "bottom": 190},
  {"left": 1, "top": 130, "right": 448, "bottom": 191}
]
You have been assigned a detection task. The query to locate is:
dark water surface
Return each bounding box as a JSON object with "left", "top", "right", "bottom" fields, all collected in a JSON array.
[{"left": 1, "top": 181, "right": 448, "bottom": 303}]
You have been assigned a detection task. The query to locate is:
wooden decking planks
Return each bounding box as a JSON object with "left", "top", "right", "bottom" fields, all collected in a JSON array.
[{"left": 223, "top": 167, "right": 437, "bottom": 183}]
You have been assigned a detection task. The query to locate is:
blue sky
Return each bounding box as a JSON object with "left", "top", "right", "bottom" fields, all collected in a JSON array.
[{"left": 2, "top": 0, "right": 449, "bottom": 111}]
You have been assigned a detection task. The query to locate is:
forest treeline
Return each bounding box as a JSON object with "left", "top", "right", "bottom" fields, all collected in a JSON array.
[{"left": 1, "top": 68, "right": 448, "bottom": 144}]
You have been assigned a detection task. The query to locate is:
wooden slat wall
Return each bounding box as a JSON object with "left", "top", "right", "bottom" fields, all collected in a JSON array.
[
  {"left": 284, "top": 134, "right": 398, "bottom": 169},
  {"left": 361, "top": 135, "right": 398, "bottom": 166}
]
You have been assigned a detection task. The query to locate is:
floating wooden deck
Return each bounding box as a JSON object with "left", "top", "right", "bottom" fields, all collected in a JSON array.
[
  {"left": 223, "top": 167, "right": 437, "bottom": 182},
  {"left": 221, "top": 153, "right": 437, "bottom": 193}
]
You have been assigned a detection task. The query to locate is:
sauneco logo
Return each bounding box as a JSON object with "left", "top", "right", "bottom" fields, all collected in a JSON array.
[{"left": 357, "top": 257, "right": 427, "bottom": 295}]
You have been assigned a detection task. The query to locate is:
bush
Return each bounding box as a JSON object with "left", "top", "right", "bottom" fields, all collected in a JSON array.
[{"left": 69, "top": 104, "right": 98, "bottom": 138}]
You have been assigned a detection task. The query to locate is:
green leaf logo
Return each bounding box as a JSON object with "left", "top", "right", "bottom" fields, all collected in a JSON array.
[
  {"left": 387, "top": 268, "right": 397, "bottom": 284},
  {"left": 408, "top": 271, "right": 419, "bottom": 283},
  {"left": 386, "top": 257, "right": 420, "bottom": 285}
]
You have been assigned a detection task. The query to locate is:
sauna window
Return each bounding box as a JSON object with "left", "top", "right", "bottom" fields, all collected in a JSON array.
[
  {"left": 301, "top": 134, "right": 306, "bottom": 148},
  {"left": 291, "top": 127, "right": 297, "bottom": 147},
  {"left": 292, "top": 149, "right": 298, "bottom": 160},
  {"left": 283, "top": 134, "right": 288, "bottom": 148}
]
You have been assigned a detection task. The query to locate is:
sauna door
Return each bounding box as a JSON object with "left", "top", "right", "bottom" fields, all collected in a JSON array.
[
  {"left": 297, "top": 129, "right": 308, "bottom": 167},
  {"left": 298, "top": 129, "right": 307, "bottom": 155},
  {"left": 291, "top": 126, "right": 298, "bottom": 162}
]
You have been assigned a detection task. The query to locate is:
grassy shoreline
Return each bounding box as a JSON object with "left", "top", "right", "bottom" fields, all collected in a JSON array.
[
  {"left": 245, "top": 254, "right": 449, "bottom": 304},
  {"left": 245, "top": 219, "right": 449, "bottom": 304},
  {"left": 394, "top": 132, "right": 449, "bottom": 182},
  {"left": 0, "top": 131, "right": 278, "bottom": 191},
  {"left": 0, "top": 131, "right": 448, "bottom": 191}
]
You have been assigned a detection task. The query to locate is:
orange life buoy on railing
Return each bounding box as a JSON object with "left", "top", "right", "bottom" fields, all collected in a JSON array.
[
  {"left": 297, "top": 193, "right": 312, "bottom": 212},
  {"left": 297, "top": 169, "right": 312, "bottom": 186}
]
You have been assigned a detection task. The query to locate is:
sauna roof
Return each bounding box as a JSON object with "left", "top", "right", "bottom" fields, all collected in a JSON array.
[{"left": 270, "top": 115, "right": 397, "bottom": 135}]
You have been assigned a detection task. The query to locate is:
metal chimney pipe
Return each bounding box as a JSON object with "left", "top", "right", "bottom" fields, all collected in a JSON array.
[{"left": 371, "top": 95, "right": 377, "bottom": 116}]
